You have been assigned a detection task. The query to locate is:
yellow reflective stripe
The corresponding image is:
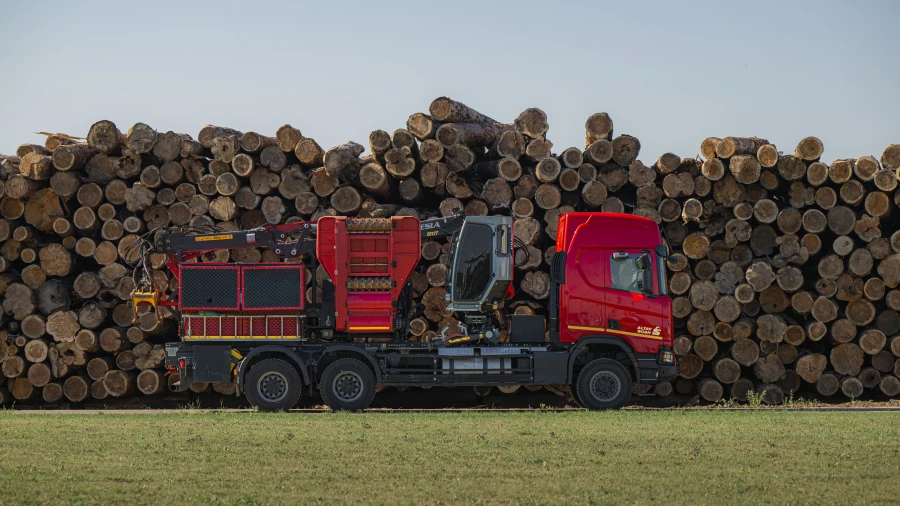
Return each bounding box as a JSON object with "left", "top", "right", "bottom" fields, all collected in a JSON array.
[
  {"left": 568, "top": 325, "right": 606, "bottom": 332},
  {"left": 567, "top": 325, "right": 664, "bottom": 341},
  {"left": 348, "top": 326, "right": 391, "bottom": 331},
  {"left": 607, "top": 328, "right": 664, "bottom": 341}
]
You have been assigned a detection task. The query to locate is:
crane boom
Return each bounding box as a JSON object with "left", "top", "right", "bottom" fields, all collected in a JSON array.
[
  {"left": 149, "top": 213, "right": 464, "bottom": 260},
  {"left": 154, "top": 221, "right": 316, "bottom": 261}
]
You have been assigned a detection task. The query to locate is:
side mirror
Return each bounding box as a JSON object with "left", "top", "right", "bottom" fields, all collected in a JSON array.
[
  {"left": 635, "top": 253, "right": 652, "bottom": 270},
  {"left": 655, "top": 244, "right": 678, "bottom": 264},
  {"left": 636, "top": 253, "right": 654, "bottom": 294}
]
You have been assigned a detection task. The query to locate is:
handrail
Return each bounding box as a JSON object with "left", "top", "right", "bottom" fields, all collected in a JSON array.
[{"left": 182, "top": 314, "right": 302, "bottom": 340}]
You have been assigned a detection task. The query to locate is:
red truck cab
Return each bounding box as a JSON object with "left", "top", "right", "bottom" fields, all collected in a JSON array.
[{"left": 550, "top": 213, "right": 677, "bottom": 406}]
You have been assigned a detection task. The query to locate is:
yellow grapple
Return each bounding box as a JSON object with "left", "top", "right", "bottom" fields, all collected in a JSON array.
[{"left": 130, "top": 283, "right": 162, "bottom": 324}]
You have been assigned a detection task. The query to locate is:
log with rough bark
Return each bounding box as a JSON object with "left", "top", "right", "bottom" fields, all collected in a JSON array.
[
  {"left": 585, "top": 113, "right": 613, "bottom": 147},
  {"left": 436, "top": 122, "right": 514, "bottom": 148},
  {"left": 514, "top": 108, "right": 549, "bottom": 139},
  {"left": 87, "top": 120, "right": 124, "bottom": 154},
  {"left": 103, "top": 370, "right": 136, "bottom": 397},
  {"left": 715, "top": 137, "right": 769, "bottom": 159},
  {"left": 429, "top": 97, "right": 495, "bottom": 124},
  {"left": 324, "top": 141, "right": 364, "bottom": 179}
]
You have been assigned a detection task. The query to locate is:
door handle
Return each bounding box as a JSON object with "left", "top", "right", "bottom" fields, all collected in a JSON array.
[{"left": 608, "top": 319, "right": 620, "bottom": 330}]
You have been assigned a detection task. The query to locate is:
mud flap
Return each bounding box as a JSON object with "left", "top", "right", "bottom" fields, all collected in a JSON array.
[{"left": 192, "top": 345, "right": 233, "bottom": 383}]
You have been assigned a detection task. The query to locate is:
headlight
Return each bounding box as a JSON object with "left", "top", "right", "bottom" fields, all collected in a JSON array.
[{"left": 661, "top": 351, "right": 674, "bottom": 364}]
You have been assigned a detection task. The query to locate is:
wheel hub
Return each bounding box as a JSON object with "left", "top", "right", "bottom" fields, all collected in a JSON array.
[
  {"left": 333, "top": 371, "right": 363, "bottom": 402},
  {"left": 589, "top": 370, "right": 621, "bottom": 402},
  {"left": 258, "top": 371, "right": 288, "bottom": 403}
]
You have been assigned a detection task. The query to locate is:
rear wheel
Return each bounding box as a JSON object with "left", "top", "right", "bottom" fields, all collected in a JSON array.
[
  {"left": 245, "top": 359, "right": 303, "bottom": 412},
  {"left": 575, "top": 358, "right": 633, "bottom": 410},
  {"left": 320, "top": 358, "right": 376, "bottom": 411}
]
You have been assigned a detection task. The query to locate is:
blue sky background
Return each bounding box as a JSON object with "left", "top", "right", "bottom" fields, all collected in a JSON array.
[{"left": 1, "top": 1, "right": 897, "bottom": 163}]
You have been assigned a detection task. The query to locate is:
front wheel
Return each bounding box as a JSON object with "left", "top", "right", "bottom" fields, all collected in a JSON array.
[
  {"left": 245, "top": 359, "right": 303, "bottom": 412},
  {"left": 575, "top": 358, "right": 633, "bottom": 410},
  {"left": 320, "top": 358, "right": 376, "bottom": 411}
]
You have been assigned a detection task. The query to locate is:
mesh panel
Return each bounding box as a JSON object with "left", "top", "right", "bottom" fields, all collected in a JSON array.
[
  {"left": 181, "top": 268, "right": 238, "bottom": 309},
  {"left": 243, "top": 268, "right": 303, "bottom": 309},
  {"left": 282, "top": 318, "right": 298, "bottom": 336},
  {"left": 185, "top": 316, "right": 236, "bottom": 338},
  {"left": 185, "top": 317, "right": 204, "bottom": 338}
]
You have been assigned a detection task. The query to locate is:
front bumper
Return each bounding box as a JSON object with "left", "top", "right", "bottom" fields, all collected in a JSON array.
[
  {"left": 657, "top": 363, "right": 679, "bottom": 382},
  {"left": 636, "top": 347, "right": 679, "bottom": 384}
]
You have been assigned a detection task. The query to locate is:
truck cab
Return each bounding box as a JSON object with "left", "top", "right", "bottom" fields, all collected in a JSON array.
[{"left": 550, "top": 213, "right": 677, "bottom": 407}]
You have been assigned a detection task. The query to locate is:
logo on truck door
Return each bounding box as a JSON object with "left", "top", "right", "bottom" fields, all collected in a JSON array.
[{"left": 637, "top": 326, "right": 661, "bottom": 336}]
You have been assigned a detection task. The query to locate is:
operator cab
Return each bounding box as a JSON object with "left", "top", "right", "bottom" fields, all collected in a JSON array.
[
  {"left": 435, "top": 215, "right": 514, "bottom": 343},
  {"left": 446, "top": 216, "right": 514, "bottom": 312}
]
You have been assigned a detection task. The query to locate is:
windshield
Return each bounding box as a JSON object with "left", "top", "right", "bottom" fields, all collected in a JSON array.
[{"left": 453, "top": 223, "right": 492, "bottom": 302}]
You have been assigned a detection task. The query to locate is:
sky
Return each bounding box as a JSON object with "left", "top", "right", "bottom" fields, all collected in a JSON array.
[{"left": 0, "top": 1, "right": 898, "bottom": 164}]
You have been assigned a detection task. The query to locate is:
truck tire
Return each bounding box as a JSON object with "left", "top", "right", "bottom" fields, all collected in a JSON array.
[
  {"left": 244, "top": 358, "right": 303, "bottom": 412},
  {"left": 320, "top": 358, "right": 377, "bottom": 411},
  {"left": 575, "top": 358, "right": 633, "bottom": 410}
]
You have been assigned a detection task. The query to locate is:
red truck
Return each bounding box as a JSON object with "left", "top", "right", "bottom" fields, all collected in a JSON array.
[{"left": 131, "top": 212, "right": 677, "bottom": 411}]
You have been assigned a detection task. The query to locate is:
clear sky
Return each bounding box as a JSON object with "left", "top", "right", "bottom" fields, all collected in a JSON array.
[{"left": 1, "top": 1, "right": 897, "bottom": 164}]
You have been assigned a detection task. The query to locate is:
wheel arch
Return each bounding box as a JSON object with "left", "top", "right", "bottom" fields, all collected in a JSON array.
[
  {"left": 567, "top": 335, "right": 639, "bottom": 384},
  {"left": 236, "top": 346, "right": 311, "bottom": 393}
]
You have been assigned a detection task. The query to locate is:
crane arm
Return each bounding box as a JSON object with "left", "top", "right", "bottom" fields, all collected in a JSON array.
[{"left": 154, "top": 221, "right": 316, "bottom": 261}]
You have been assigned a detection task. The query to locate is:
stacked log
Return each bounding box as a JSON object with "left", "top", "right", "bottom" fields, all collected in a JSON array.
[{"left": 0, "top": 103, "right": 898, "bottom": 406}]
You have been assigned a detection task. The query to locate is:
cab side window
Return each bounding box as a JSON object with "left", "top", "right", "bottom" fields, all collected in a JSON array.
[{"left": 610, "top": 253, "right": 644, "bottom": 293}]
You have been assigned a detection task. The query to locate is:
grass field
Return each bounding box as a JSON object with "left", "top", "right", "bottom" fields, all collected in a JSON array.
[{"left": 0, "top": 411, "right": 898, "bottom": 505}]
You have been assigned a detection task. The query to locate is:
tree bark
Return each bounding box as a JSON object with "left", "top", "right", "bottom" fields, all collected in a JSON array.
[
  {"left": 294, "top": 138, "right": 325, "bottom": 167},
  {"left": 429, "top": 97, "right": 495, "bottom": 124},
  {"left": 324, "top": 141, "right": 364, "bottom": 178},
  {"left": 715, "top": 137, "right": 769, "bottom": 159},
  {"left": 436, "top": 122, "right": 513, "bottom": 148},
  {"left": 514, "top": 108, "right": 548, "bottom": 139},
  {"left": 585, "top": 113, "right": 613, "bottom": 147}
]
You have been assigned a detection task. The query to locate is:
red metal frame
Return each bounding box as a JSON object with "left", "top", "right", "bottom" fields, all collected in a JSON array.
[{"left": 177, "top": 263, "right": 305, "bottom": 312}]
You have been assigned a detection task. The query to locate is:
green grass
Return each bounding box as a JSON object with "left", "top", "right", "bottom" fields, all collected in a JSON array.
[{"left": 0, "top": 411, "right": 898, "bottom": 505}]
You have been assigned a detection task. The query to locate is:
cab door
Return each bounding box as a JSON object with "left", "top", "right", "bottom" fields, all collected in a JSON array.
[
  {"left": 560, "top": 246, "right": 607, "bottom": 339},
  {"left": 603, "top": 249, "right": 667, "bottom": 353}
]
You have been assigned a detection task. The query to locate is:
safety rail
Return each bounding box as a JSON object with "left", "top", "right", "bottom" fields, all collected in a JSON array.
[{"left": 182, "top": 314, "right": 303, "bottom": 340}]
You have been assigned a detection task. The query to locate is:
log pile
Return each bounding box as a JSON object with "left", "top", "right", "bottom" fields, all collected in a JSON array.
[
  {"left": 0, "top": 99, "right": 899, "bottom": 406},
  {"left": 662, "top": 135, "right": 900, "bottom": 404}
]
